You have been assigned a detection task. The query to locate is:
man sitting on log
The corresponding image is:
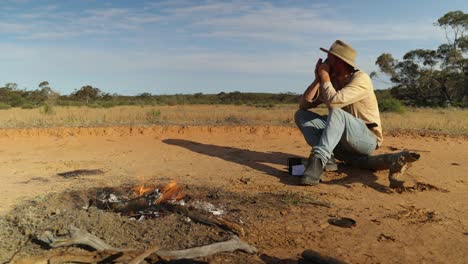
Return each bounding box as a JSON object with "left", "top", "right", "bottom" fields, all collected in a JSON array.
[{"left": 295, "top": 40, "right": 419, "bottom": 187}]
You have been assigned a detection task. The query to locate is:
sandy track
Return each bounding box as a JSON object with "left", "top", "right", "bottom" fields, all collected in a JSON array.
[{"left": 0, "top": 125, "right": 467, "bottom": 263}]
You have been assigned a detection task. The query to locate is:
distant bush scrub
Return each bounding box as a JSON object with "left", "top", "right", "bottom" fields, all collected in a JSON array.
[
  {"left": 1, "top": 79, "right": 465, "bottom": 110},
  {"left": 0, "top": 103, "right": 11, "bottom": 110},
  {"left": 379, "top": 98, "right": 406, "bottom": 114}
]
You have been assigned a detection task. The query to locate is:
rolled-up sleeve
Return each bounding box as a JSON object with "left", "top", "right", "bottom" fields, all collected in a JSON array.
[{"left": 320, "top": 72, "right": 371, "bottom": 108}]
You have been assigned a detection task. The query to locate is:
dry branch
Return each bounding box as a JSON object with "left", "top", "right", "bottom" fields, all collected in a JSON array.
[
  {"left": 25, "top": 227, "right": 257, "bottom": 263},
  {"left": 38, "top": 226, "right": 126, "bottom": 252},
  {"left": 161, "top": 203, "right": 246, "bottom": 236},
  {"left": 156, "top": 235, "right": 256, "bottom": 259}
]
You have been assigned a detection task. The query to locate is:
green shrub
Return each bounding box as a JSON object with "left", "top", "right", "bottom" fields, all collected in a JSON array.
[
  {"left": 8, "top": 94, "right": 27, "bottom": 107},
  {"left": 0, "top": 103, "right": 11, "bottom": 110},
  {"left": 146, "top": 109, "right": 161, "bottom": 123},
  {"left": 379, "top": 98, "right": 406, "bottom": 114},
  {"left": 42, "top": 103, "right": 54, "bottom": 115}
]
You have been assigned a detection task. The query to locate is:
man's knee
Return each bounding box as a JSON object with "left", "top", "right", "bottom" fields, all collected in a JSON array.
[
  {"left": 294, "top": 109, "right": 309, "bottom": 127},
  {"left": 328, "top": 107, "right": 345, "bottom": 120}
]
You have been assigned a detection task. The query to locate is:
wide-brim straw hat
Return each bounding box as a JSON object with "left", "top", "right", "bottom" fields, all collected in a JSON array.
[{"left": 320, "top": 40, "right": 358, "bottom": 69}]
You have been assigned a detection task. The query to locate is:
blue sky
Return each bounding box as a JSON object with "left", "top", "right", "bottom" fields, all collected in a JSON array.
[{"left": 0, "top": 0, "right": 466, "bottom": 95}]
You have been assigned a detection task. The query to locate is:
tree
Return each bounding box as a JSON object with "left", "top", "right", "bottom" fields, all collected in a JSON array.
[
  {"left": 5, "top": 82, "right": 18, "bottom": 90},
  {"left": 39, "top": 81, "right": 49, "bottom": 89},
  {"left": 375, "top": 10, "right": 468, "bottom": 107},
  {"left": 72, "top": 85, "right": 102, "bottom": 103},
  {"left": 37, "top": 81, "right": 59, "bottom": 104}
]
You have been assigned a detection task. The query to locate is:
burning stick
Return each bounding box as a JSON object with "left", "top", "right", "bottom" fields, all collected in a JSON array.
[
  {"left": 154, "top": 180, "right": 184, "bottom": 204},
  {"left": 132, "top": 184, "right": 156, "bottom": 196}
]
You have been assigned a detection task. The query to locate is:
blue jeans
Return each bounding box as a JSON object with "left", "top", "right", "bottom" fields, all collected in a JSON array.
[{"left": 294, "top": 108, "right": 377, "bottom": 165}]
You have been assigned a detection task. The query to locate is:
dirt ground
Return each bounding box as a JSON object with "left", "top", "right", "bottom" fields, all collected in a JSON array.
[{"left": 0, "top": 125, "right": 467, "bottom": 263}]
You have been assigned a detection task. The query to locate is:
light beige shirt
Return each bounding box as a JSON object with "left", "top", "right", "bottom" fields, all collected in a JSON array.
[{"left": 320, "top": 71, "right": 383, "bottom": 147}]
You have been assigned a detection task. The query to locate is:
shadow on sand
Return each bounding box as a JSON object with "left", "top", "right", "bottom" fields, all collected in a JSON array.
[
  {"left": 322, "top": 166, "right": 391, "bottom": 193},
  {"left": 163, "top": 139, "right": 300, "bottom": 185},
  {"left": 163, "top": 139, "right": 391, "bottom": 192}
]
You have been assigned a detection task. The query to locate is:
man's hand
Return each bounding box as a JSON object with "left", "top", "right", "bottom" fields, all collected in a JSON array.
[
  {"left": 317, "top": 60, "right": 331, "bottom": 83},
  {"left": 314, "top": 58, "right": 323, "bottom": 79}
]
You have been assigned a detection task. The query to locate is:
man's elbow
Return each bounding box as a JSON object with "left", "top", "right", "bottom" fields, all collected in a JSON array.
[{"left": 299, "top": 101, "right": 310, "bottom": 110}]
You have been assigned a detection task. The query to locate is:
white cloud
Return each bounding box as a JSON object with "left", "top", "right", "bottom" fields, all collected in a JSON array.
[
  {"left": 0, "top": 22, "right": 31, "bottom": 33},
  {"left": 1, "top": 0, "right": 444, "bottom": 43},
  {"left": 183, "top": 2, "right": 441, "bottom": 43},
  {"left": 1, "top": 5, "right": 164, "bottom": 40}
]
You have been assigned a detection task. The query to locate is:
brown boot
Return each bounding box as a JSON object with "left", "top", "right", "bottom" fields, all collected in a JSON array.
[
  {"left": 301, "top": 155, "right": 325, "bottom": 186},
  {"left": 303, "top": 155, "right": 338, "bottom": 172}
]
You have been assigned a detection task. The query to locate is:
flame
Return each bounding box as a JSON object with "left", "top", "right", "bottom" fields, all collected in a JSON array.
[
  {"left": 155, "top": 180, "right": 184, "bottom": 204},
  {"left": 132, "top": 184, "right": 155, "bottom": 196}
]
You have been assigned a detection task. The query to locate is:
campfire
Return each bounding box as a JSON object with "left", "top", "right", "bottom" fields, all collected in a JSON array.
[
  {"left": 96, "top": 180, "right": 230, "bottom": 222},
  {"left": 13, "top": 181, "right": 255, "bottom": 264},
  {"left": 98, "top": 181, "right": 187, "bottom": 220}
]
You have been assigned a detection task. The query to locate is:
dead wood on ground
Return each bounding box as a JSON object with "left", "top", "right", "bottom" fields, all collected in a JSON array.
[
  {"left": 160, "top": 203, "right": 246, "bottom": 236},
  {"left": 15, "top": 227, "right": 257, "bottom": 264}
]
